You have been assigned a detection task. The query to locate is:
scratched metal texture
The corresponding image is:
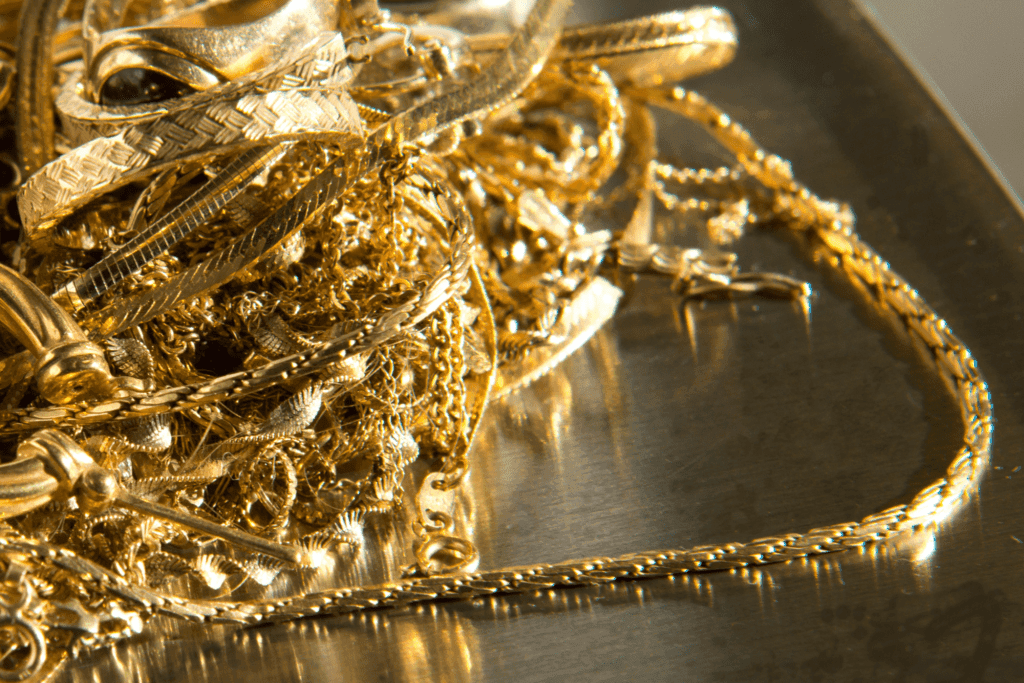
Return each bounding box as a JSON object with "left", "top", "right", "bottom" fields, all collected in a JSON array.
[
  {"left": 858, "top": 0, "right": 1024, "bottom": 204},
  {"left": 57, "top": 0, "right": 1024, "bottom": 681}
]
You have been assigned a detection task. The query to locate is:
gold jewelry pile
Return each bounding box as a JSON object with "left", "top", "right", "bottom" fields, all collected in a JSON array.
[{"left": 0, "top": 0, "right": 992, "bottom": 678}]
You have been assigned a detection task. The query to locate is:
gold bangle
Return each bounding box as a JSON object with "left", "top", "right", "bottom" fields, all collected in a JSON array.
[
  {"left": 467, "top": 7, "right": 738, "bottom": 86},
  {"left": 84, "top": 0, "right": 342, "bottom": 102}
]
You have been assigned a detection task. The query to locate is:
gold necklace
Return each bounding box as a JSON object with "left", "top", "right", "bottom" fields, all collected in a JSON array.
[{"left": 0, "top": 1, "right": 989, "bottom": 679}]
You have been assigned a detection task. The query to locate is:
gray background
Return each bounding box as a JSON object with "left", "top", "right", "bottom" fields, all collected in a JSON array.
[{"left": 858, "top": 0, "right": 1024, "bottom": 207}]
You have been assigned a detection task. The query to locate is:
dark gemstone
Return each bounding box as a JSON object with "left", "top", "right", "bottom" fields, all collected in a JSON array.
[
  {"left": 191, "top": 337, "right": 247, "bottom": 377},
  {"left": 5, "top": 194, "right": 19, "bottom": 224},
  {"left": 99, "top": 69, "right": 196, "bottom": 106},
  {"left": 0, "top": 157, "right": 18, "bottom": 188}
]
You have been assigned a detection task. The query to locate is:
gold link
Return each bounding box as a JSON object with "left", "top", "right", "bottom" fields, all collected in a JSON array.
[{"left": 0, "top": 2, "right": 993, "bottom": 672}]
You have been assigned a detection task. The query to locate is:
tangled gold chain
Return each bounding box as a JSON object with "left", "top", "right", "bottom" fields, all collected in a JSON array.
[{"left": 0, "top": 1, "right": 990, "bottom": 679}]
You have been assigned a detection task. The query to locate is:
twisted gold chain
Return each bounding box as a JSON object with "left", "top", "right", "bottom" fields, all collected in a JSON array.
[{"left": 0, "top": 1, "right": 990, "bottom": 680}]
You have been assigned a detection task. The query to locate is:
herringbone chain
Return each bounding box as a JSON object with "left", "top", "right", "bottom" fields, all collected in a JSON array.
[{"left": 0, "top": 86, "right": 990, "bottom": 635}]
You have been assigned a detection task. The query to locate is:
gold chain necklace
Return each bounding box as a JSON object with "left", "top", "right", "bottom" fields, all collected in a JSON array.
[{"left": 0, "top": 1, "right": 990, "bottom": 679}]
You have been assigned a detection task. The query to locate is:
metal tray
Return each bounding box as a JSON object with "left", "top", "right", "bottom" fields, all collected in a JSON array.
[{"left": 58, "top": 1, "right": 1024, "bottom": 680}]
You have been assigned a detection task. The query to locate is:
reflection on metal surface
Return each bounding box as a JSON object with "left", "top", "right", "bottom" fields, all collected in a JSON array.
[
  {"left": 46, "top": 0, "right": 1024, "bottom": 680},
  {"left": 492, "top": 278, "right": 623, "bottom": 400},
  {"left": 51, "top": 222, "right": 988, "bottom": 680},
  {"left": 63, "top": 602, "right": 487, "bottom": 683}
]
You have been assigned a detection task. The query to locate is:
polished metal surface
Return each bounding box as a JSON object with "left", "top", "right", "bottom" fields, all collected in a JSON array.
[
  {"left": 58, "top": 1, "right": 1024, "bottom": 680},
  {"left": 858, "top": 0, "right": 1024, "bottom": 204}
]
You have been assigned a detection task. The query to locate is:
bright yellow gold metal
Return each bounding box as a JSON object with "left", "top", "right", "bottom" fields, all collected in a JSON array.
[
  {"left": 0, "top": 265, "right": 114, "bottom": 405},
  {"left": 0, "top": 1, "right": 991, "bottom": 680}
]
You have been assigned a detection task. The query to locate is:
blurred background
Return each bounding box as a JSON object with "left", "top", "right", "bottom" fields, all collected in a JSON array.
[
  {"left": 858, "top": 0, "right": 1024, "bottom": 208},
  {"left": 562, "top": 0, "right": 1024, "bottom": 210}
]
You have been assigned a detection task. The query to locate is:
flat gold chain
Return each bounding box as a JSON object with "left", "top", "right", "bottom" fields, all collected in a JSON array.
[
  {"left": 0, "top": 2, "right": 991, "bottom": 678},
  {"left": 0, "top": 85, "right": 989, "bottom": 627}
]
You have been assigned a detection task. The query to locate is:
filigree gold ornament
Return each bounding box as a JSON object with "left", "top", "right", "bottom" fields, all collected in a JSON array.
[{"left": 0, "top": 0, "right": 991, "bottom": 679}]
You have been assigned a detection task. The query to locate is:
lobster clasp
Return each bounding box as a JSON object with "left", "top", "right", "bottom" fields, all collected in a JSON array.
[{"left": 410, "top": 472, "right": 479, "bottom": 576}]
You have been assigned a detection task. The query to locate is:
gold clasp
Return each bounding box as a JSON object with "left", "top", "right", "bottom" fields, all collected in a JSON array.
[
  {"left": 0, "top": 264, "right": 115, "bottom": 405},
  {"left": 411, "top": 472, "right": 479, "bottom": 576}
]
